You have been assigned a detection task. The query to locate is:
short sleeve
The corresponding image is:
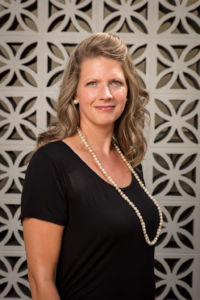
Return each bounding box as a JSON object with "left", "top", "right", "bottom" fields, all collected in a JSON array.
[{"left": 21, "top": 149, "right": 68, "bottom": 226}]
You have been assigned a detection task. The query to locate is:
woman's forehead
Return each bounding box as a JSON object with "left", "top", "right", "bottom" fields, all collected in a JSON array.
[{"left": 79, "top": 56, "right": 125, "bottom": 77}]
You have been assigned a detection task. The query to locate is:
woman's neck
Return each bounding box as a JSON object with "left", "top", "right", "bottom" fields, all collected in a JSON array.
[{"left": 79, "top": 123, "right": 114, "bottom": 156}]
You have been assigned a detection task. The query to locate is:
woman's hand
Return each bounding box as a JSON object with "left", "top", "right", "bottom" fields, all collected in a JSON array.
[{"left": 23, "top": 218, "right": 64, "bottom": 300}]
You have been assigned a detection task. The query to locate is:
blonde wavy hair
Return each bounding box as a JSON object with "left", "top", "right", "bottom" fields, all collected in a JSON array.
[{"left": 37, "top": 32, "right": 149, "bottom": 167}]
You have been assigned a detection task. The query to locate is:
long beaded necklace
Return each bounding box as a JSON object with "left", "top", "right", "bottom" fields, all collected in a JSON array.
[{"left": 77, "top": 127, "right": 163, "bottom": 246}]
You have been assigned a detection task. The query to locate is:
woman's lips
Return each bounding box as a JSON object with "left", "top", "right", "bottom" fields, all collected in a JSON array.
[{"left": 95, "top": 106, "right": 115, "bottom": 111}]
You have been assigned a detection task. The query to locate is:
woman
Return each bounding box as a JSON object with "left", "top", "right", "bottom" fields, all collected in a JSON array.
[{"left": 21, "top": 33, "right": 163, "bottom": 300}]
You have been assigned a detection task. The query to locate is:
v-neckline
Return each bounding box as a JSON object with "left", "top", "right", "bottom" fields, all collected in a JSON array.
[{"left": 58, "top": 140, "right": 133, "bottom": 191}]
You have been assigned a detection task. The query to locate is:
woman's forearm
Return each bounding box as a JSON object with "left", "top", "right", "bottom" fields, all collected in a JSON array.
[{"left": 29, "top": 277, "right": 61, "bottom": 300}]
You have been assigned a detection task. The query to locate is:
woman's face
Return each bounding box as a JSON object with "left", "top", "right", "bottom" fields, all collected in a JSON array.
[{"left": 76, "top": 56, "right": 128, "bottom": 130}]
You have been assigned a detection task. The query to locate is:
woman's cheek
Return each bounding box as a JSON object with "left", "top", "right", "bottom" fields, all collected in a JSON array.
[
  {"left": 86, "top": 89, "right": 98, "bottom": 100},
  {"left": 111, "top": 86, "right": 127, "bottom": 98}
]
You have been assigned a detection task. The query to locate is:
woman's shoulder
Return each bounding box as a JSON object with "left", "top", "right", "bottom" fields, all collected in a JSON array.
[
  {"left": 37, "top": 140, "right": 63, "bottom": 154},
  {"left": 30, "top": 140, "right": 73, "bottom": 169},
  {"left": 36, "top": 140, "right": 71, "bottom": 157}
]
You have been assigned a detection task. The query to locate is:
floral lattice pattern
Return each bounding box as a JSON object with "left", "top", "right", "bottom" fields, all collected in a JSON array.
[
  {"left": 104, "top": 0, "right": 149, "bottom": 33},
  {"left": 0, "top": 255, "right": 31, "bottom": 299},
  {"left": 0, "top": 0, "right": 38, "bottom": 32},
  {"left": 0, "top": 96, "right": 38, "bottom": 142},
  {"left": 0, "top": 204, "right": 23, "bottom": 246},
  {"left": 0, "top": 150, "right": 30, "bottom": 194},
  {"left": 153, "top": 97, "right": 199, "bottom": 144},
  {"left": 155, "top": 256, "right": 194, "bottom": 299},
  {"left": 158, "top": 205, "right": 195, "bottom": 250},
  {"left": 48, "top": 0, "right": 93, "bottom": 32},
  {"left": 158, "top": 0, "right": 200, "bottom": 34},
  {"left": 0, "top": 42, "right": 38, "bottom": 87},
  {"left": 152, "top": 151, "right": 197, "bottom": 198},
  {"left": 156, "top": 43, "right": 200, "bottom": 90}
]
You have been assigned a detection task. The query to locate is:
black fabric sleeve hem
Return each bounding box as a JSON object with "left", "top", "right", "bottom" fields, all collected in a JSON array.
[
  {"left": 21, "top": 147, "right": 68, "bottom": 227},
  {"left": 21, "top": 214, "right": 66, "bottom": 226}
]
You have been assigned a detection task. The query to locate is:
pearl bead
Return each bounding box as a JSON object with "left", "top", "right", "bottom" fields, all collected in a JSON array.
[{"left": 77, "top": 127, "right": 163, "bottom": 246}]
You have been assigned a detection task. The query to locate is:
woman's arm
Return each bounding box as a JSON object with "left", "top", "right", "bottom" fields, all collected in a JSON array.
[{"left": 23, "top": 218, "right": 64, "bottom": 300}]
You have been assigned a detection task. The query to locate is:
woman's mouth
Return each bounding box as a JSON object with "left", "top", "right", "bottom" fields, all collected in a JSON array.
[{"left": 95, "top": 106, "right": 115, "bottom": 111}]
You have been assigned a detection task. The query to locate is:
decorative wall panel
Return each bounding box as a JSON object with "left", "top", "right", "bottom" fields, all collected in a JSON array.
[{"left": 0, "top": 1, "right": 199, "bottom": 299}]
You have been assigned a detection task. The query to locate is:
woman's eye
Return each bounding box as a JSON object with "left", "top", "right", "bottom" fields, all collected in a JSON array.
[
  {"left": 86, "top": 81, "right": 96, "bottom": 86},
  {"left": 112, "top": 80, "right": 122, "bottom": 86}
]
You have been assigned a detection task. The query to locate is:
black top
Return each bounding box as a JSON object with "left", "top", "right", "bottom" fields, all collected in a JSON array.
[{"left": 21, "top": 141, "right": 159, "bottom": 300}]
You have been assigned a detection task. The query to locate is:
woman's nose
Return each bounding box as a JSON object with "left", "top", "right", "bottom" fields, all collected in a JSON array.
[{"left": 100, "top": 84, "right": 112, "bottom": 99}]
